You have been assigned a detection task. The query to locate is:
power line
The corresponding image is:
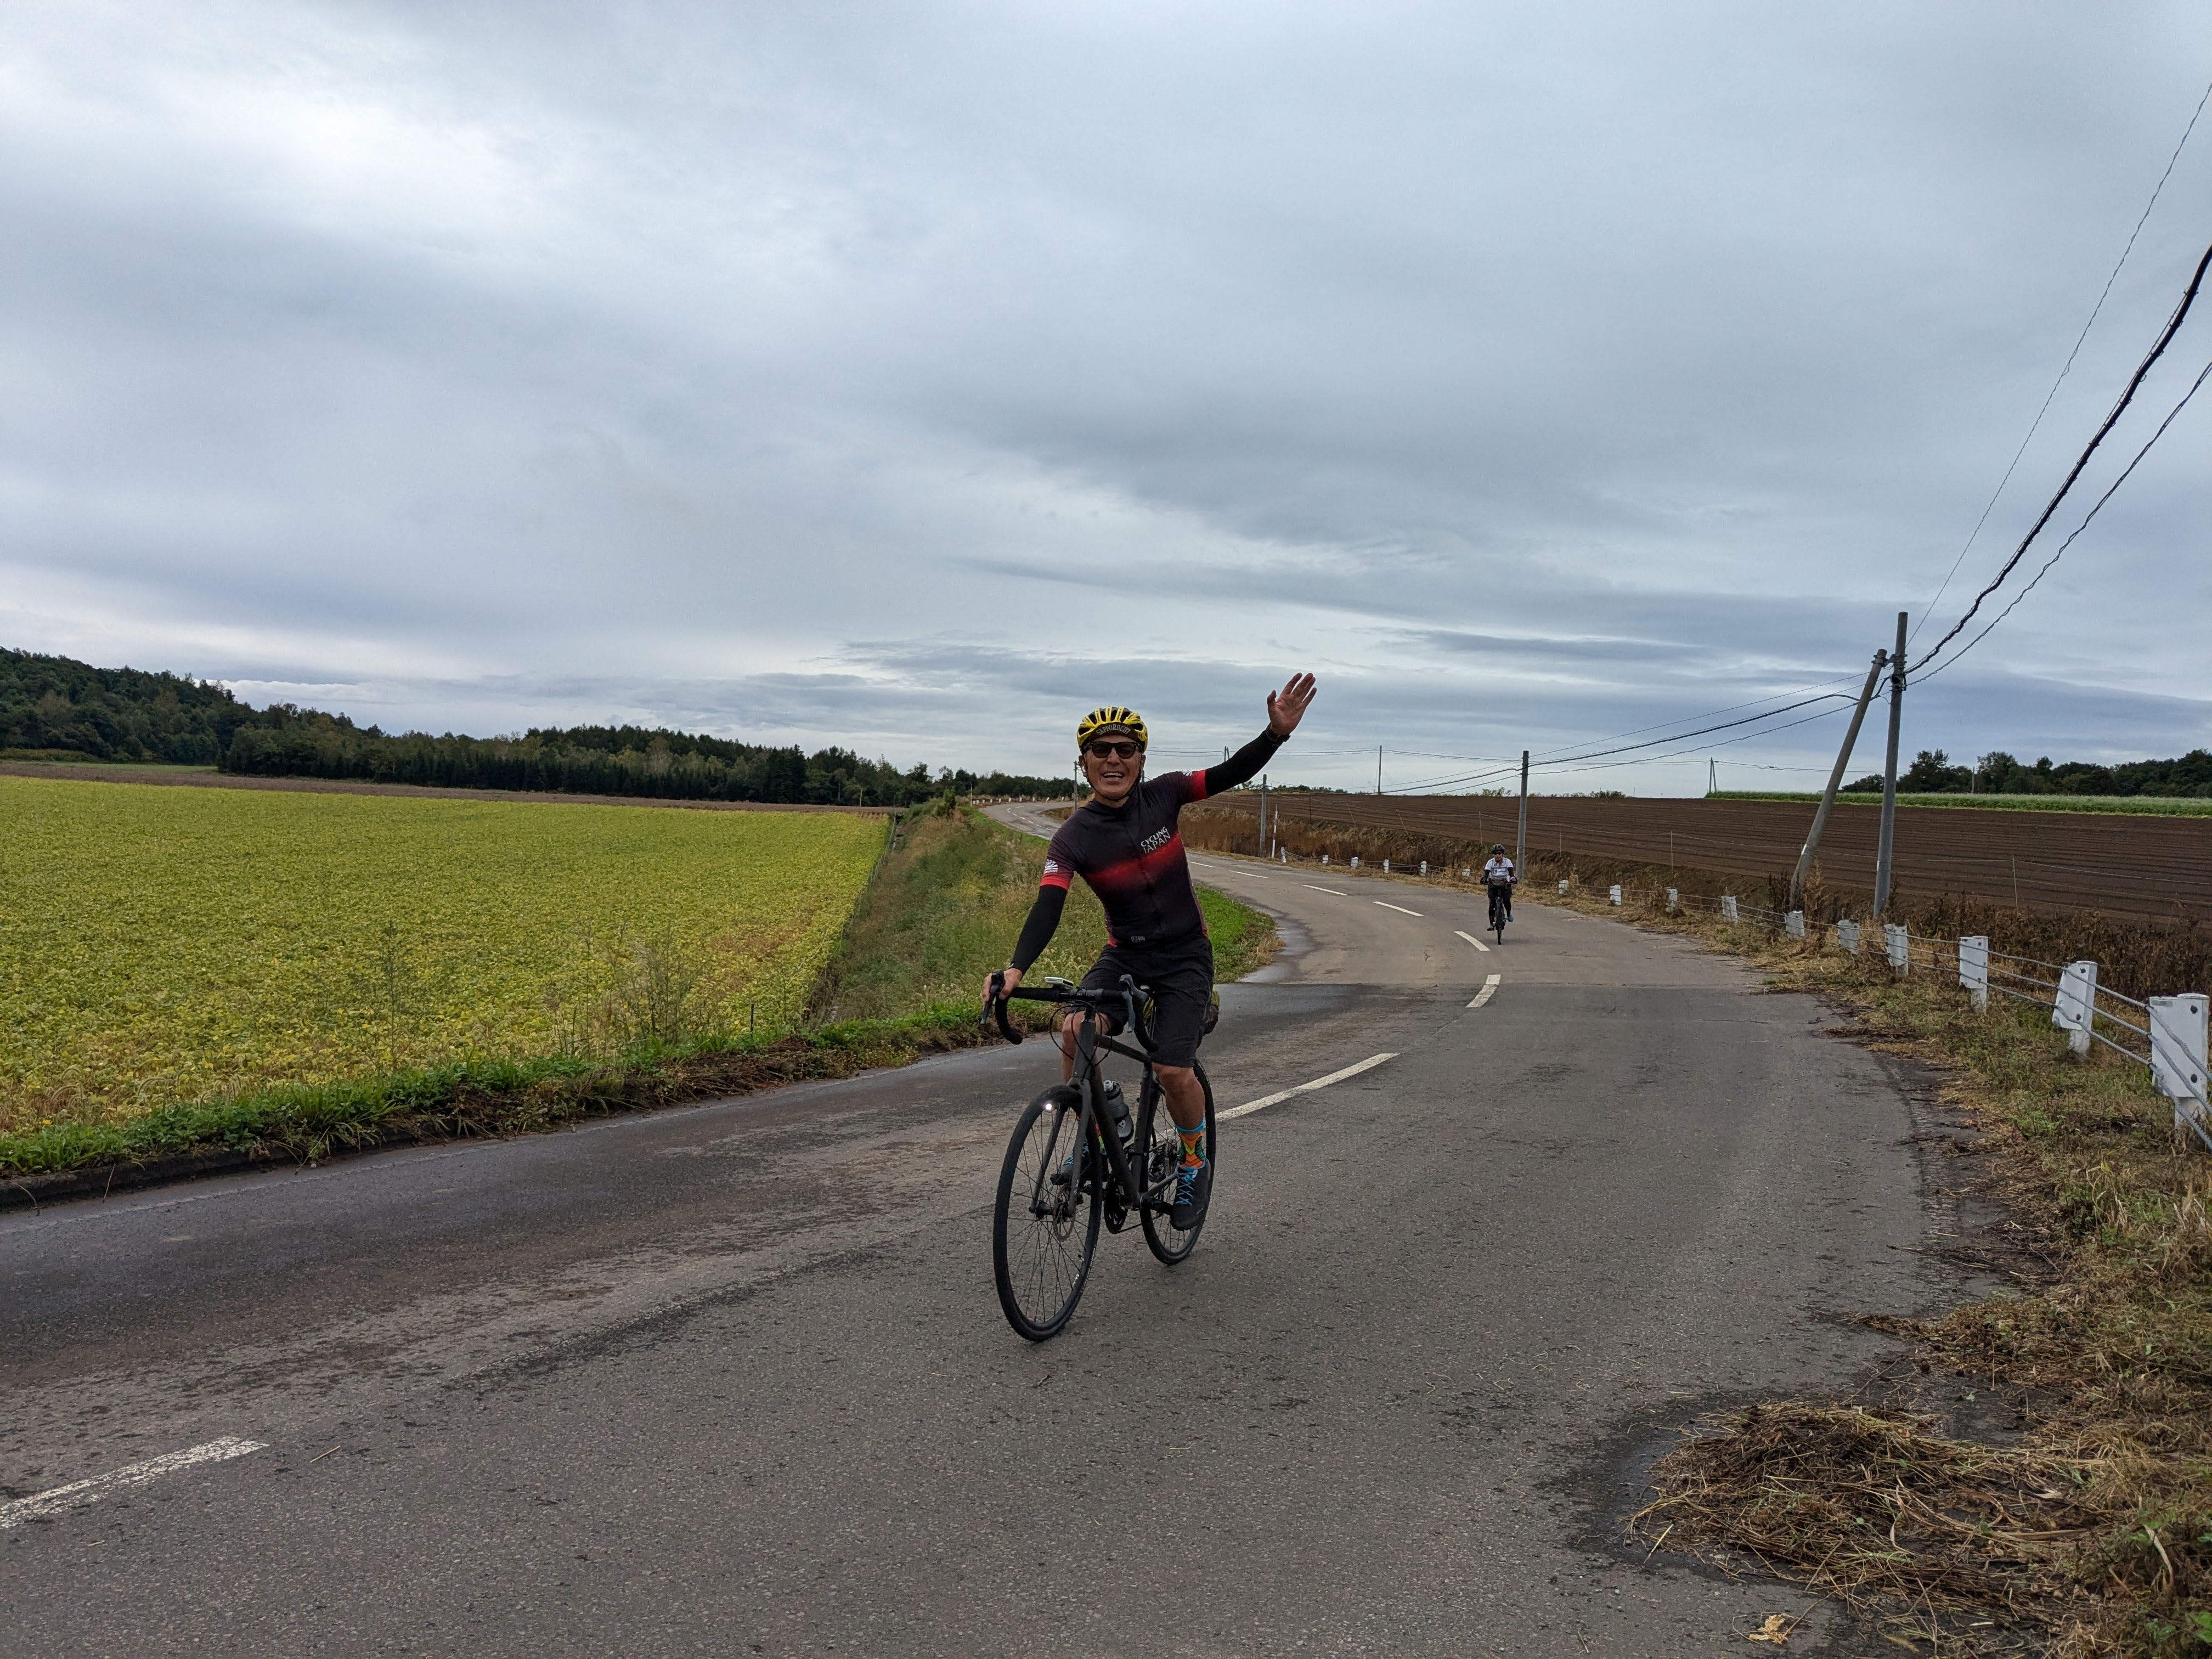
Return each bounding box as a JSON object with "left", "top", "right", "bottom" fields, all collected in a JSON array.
[
  {"left": 1912, "top": 231, "right": 2212, "bottom": 673},
  {"left": 1916, "top": 354, "right": 2212, "bottom": 684},
  {"left": 1911, "top": 75, "right": 2212, "bottom": 645},
  {"left": 1384, "top": 691, "right": 1858, "bottom": 793}
]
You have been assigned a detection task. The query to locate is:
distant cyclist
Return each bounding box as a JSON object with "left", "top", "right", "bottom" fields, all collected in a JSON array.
[
  {"left": 986, "top": 674, "right": 1317, "bottom": 1229},
  {"left": 1482, "top": 843, "right": 1516, "bottom": 929}
]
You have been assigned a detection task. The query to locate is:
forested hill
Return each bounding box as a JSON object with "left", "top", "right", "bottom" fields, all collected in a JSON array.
[{"left": 0, "top": 648, "right": 1072, "bottom": 805}]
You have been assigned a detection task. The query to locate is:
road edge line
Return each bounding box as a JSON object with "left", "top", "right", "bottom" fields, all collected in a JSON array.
[
  {"left": 1220, "top": 1052, "right": 1398, "bottom": 1121},
  {"left": 0, "top": 1437, "right": 267, "bottom": 1530}
]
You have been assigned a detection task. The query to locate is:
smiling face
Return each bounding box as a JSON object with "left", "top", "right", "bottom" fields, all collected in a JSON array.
[{"left": 1080, "top": 733, "right": 1144, "bottom": 805}]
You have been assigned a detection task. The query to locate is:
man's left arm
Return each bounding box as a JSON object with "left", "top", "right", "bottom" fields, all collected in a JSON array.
[{"left": 1196, "top": 729, "right": 1286, "bottom": 799}]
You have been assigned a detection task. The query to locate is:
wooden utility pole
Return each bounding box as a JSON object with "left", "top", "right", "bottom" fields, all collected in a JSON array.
[
  {"left": 1873, "top": 611, "right": 1908, "bottom": 917},
  {"left": 1514, "top": 749, "right": 1530, "bottom": 872}
]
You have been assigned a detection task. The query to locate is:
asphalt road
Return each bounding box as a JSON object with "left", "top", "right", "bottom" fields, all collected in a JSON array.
[{"left": 2, "top": 814, "right": 1959, "bottom": 1657}]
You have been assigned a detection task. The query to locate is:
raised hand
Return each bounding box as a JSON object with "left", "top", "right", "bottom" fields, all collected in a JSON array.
[{"left": 1266, "top": 672, "right": 1317, "bottom": 738}]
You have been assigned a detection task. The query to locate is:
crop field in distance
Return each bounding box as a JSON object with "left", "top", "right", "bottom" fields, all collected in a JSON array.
[{"left": 1, "top": 776, "right": 885, "bottom": 1132}]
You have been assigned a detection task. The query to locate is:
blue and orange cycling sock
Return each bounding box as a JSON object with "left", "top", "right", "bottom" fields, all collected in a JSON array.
[{"left": 1178, "top": 1125, "right": 1206, "bottom": 1168}]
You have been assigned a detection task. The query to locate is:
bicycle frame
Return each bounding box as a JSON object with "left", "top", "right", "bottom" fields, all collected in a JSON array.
[{"left": 990, "top": 980, "right": 1173, "bottom": 1225}]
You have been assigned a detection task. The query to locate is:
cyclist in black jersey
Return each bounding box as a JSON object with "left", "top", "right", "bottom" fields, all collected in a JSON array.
[{"left": 989, "top": 674, "right": 1316, "bottom": 1229}]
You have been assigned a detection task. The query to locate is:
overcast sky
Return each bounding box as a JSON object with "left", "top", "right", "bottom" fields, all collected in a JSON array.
[{"left": 4, "top": 2, "right": 2208, "bottom": 792}]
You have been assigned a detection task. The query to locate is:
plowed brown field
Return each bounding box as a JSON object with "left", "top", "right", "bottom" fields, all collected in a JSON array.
[{"left": 1205, "top": 793, "right": 2212, "bottom": 922}]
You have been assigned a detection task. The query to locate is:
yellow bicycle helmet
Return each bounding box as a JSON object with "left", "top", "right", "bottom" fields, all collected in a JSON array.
[{"left": 1076, "top": 705, "right": 1148, "bottom": 752}]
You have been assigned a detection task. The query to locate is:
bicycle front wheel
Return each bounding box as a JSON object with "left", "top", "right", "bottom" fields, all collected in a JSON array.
[
  {"left": 993, "top": 1086, "right": 1102, "bottom": 1341},
  {"left": 1138, "top": 1063, "right": 1216, "bottom": 1266}
]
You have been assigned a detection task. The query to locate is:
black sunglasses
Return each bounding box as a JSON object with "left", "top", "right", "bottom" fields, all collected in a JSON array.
[{"left": 1084, "top": 740, "right": 1142, "bottom": 760}]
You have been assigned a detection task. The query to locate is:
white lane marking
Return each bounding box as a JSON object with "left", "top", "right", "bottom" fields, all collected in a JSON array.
[
  {"left": 1468, "top": 974, "right": 1503, "bottom": 1010},
  {"left": 1220, "top": 1053, "right": 1397, "bottom": 1121},
  {"left": 0, "top": 1437, "right": 267, "bottom": 1530},
  {"left": 1373, "top": 900, "right": 1423, "bottom": 916},
  {"left": 1454, "top": 929, "right": 1492, "bottom": 953},
  {"left": 1302, "top": 884, "right": 1350, "bottom": 896}
]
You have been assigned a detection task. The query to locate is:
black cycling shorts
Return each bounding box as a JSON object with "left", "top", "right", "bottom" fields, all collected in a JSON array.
[{"left": 1077, "top": 936, "right": 1215, "bottom": 1069}]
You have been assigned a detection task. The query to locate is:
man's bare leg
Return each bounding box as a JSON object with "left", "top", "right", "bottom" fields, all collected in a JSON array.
[
  {"left": 1057, "top": 1012, "right": 1085, "bottom": 1084},
  {"left": 1153, "top": 1063, "right": 1205, "bottom": 1131}
]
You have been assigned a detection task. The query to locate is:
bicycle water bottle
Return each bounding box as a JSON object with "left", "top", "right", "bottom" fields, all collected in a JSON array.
[{"left": 1101, "top": 1079, "right": 1133, "bottom": 1146}]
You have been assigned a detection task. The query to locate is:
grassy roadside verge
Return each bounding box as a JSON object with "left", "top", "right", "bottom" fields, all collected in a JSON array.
[
  {"left": 2, "top": 802, "right": 1277, "bottom": 1199},
  {"left": 1526, "top": 885, "right": 2212, "bottom": 1656}
]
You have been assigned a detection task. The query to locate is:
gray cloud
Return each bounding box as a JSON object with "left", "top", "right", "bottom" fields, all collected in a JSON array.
[{"left": 3, "top": 0, "right": 2208, "bottom": 794}]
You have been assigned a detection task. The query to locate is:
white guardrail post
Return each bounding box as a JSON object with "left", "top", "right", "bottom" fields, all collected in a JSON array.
[
  {"left": 1785, "top": 910, "right": 1805, "bottom": 939},
  {"left": 1608, "top": 884, "right": 1622, "bottom": 906},
  {"left": 2149, "top": 994, "right": 2210, "bottom": 1147},
  {"left": 1836, "top": 919, "right": 1860, "bottom": 955},
  {"left": 1957, "top": 935, "right": 1989, "bottom": 1011},
  {"left": 2052, "top": 960, "right": 2097, "bottom": 1057},
  {"left": 1666, "top": 887, "right": 1678, "bottom": 912},
  {"left": 1558, "top": 878, "right": 1569, "bottom": 895},
  {"left": 1721, "top": 895, "right": 1738, "bottom": 922},
  {"left": 1884, "top": 923, "right": 1909, "bottom": 974}
]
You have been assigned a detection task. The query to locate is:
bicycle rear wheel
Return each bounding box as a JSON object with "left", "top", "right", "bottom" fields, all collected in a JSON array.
[
  {"left": 1138, "top": 1063, "right": 1216, "bottom": 1265},
  {"left": 993, "top": 1086, "right": 1102, "bottom": 1341}
]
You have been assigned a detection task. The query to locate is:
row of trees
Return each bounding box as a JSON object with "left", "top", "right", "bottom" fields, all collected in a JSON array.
[
  {"left": 1847, "top": 747, "right": 2212, "bottom": 798},
  {"left": 3, "top": 648, "right": 1074, "bottom": 805}
]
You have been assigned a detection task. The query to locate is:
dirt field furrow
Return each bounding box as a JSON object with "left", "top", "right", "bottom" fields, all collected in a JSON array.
[{"left": 1206, "top": 793, "right": 2212, "bottom": 921}]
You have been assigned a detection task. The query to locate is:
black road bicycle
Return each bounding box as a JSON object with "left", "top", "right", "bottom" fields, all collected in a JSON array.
[
  {"left": 1487, "top": 878, "right": 1514, "bottom": 943},
  {"left": 981, "top": 973, "right": 1216, "bottom": 1342}
]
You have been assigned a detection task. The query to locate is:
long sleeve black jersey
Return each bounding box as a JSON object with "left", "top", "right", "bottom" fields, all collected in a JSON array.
[{"left": 1008, "top": 727, "right": 1284, "bottom": 970}]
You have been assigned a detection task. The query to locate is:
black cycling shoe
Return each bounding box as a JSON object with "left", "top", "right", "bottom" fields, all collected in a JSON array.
[{"left": 1170, "top": 1159, "right": 1212, "bottom": 1231}]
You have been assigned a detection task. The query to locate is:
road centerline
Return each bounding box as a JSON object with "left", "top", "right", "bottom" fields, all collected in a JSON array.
[
  {"left": 1301, "top": 884, "right": 1350, "bottom": 896},
  {"left": 1373, "top": 900, "right": 1423, "bottom": 916},
  {"left": 1, "top": 1437, "right": 267, "bottom": 1531},
  {"left": 1468, "top": 974, "right": 1503, "bottom": 1009},
  {"left": 1453, "top": 929, "right": 1492, "bottom": 953},
  {"left": 1218, "top": 1052, "right": 1398, "bottom": 1121}
]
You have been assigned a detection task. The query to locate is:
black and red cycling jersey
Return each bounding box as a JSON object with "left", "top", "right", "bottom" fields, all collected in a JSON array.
[{"left": 1008, "top": 728, "right": 1284, "bottom": 971}]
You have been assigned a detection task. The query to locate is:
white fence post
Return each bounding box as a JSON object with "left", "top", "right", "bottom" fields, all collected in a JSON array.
[
  {"left": 1419, "top": 860, "right": 1427, "bottom": 876},
  {"left": 1785, "top": 910, "right": 1805, "bottom": 940},
  {"left": 1836, "top": 919, "right": 1860, "bottom": 955},
  {"left": 1957, "top": 936, "right": 1988, "bottom": 1011},
  {"left": 2149, "top": 994, "right": 2210, "bottom": 1145},
  {"left": 1350, "top": 856, "right": 1359, "bottom": 870},
  {"left": 1382, "top": 859, "right": 1390, "bottom": 873},
  {"left": 1722, "top": 895, "right": 1739, "bottom": 922},
  {"left": 1884, "top": 923, "right": 1909, "bottom": 974},
  {"left": 2052, "top": 961, "right": 2098, "bottom": 1057},
  {"left": 1666, "top": 887, "right": 1678, "bottom": 912},
  {"left": 1322, "top": 853, "right": 1329, "bottom": 865},
  {"left": 1558, "top": 878, "right": 1569, "bottom": 895},
  {"left": 1608, "top": 884, "right": 1622, "bottom": 906}
]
